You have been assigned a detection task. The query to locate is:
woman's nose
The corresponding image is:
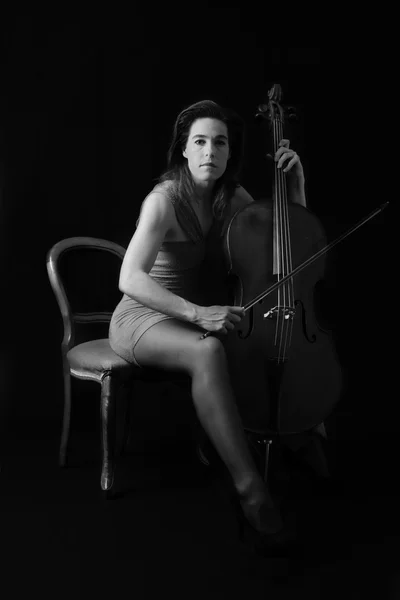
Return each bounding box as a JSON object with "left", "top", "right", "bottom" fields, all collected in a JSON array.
[{"left": 205, "top": 144, "right": 215, "bottom": 157}]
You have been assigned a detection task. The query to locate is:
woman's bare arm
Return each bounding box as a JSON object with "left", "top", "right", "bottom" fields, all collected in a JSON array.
[{"left": 119, "top": 192, "right": 199, "bottom": 322}]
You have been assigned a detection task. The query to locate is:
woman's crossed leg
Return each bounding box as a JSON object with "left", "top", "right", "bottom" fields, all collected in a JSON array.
[{"left": 133, "top": 318, "right": 281, "bottom": 532}]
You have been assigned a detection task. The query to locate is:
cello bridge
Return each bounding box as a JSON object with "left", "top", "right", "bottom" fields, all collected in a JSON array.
[{"left": 263, "top": 306, "right": 295, "bottom": 320}]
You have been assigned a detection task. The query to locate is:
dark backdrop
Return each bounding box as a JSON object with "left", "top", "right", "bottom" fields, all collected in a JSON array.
[{"left": 0, "top": 13, "right": 392, "bottom": 467}]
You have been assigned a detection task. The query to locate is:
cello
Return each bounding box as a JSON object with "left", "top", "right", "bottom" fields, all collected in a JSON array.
[{"left": 202, "top": 84, "right": 388, "bottom": 444}]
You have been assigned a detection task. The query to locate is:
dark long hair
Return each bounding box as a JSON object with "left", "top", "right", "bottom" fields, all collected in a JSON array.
[{"left": 157, "top": 100, "right": 245, "bottom": 221}]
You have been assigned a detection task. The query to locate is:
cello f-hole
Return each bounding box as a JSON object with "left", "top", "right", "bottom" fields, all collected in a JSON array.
[{"left": 296, "top": 299, "right": 316, "bottom": 343}]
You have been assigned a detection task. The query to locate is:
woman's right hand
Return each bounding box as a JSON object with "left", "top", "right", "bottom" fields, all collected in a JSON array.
[{"left": 193, "top": 305, "right": 245, "bottom": 335}]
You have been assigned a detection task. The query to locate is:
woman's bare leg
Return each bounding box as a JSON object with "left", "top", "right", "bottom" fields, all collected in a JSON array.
[{"left": 133, "top": 319, "right": 281, "bottom": 530}]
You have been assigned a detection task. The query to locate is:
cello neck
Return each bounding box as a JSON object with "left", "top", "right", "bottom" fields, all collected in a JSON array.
[
  {"left": 272, "top": 119, "right": 291, "bottom": 278},
  {"left": 257, "top": 83, "right": 294, "bottom": 279}
]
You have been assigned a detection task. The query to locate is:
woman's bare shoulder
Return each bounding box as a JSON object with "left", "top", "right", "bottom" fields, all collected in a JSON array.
[
  {"left": 152, "top": 179, "right": 174, "bottom": 196},
  {"left": 137, "top": 184, "right": 175, "bottom": 228}
]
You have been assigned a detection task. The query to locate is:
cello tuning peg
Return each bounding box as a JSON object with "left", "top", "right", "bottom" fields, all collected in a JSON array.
[
  {"left": 286, "top": 107, "right": 298, "bottom": 121},
  {"left": 255, "top": 104, "right": 269, "bottom": 120}
]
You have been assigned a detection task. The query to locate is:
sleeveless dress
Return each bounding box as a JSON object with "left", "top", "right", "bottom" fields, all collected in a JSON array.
[{"left": 109, "top": 184, "right": 229, "bottom": 367}]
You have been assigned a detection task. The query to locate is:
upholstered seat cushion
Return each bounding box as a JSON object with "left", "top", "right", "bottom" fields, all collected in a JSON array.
[
  {"left": 67, "top": 339, "right": 132, "bottom": 378},
  {"left": 67, "top": 339, "right": 192, "bottom": 387}
]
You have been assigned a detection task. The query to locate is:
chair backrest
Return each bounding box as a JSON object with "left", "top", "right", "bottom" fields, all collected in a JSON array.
[{"left": 46, "top": 237, "right": 126, "bottom": 355}]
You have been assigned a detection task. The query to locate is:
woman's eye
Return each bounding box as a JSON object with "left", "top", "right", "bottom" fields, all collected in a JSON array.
[{"left": 195, "top": 140, "right": 226, "bottom": 146}]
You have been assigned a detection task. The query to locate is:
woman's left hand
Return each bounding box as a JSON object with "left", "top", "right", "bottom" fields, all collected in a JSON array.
[{"left": 275, "top": 139, "right": 304, "bottom": 180}]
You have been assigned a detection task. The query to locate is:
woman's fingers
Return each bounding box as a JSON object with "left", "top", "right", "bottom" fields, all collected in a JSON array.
[
  {"left": 230, "top": 305, "right": 245, "bottom": 314},
  {"left": 279, "top": 138, "right": 290, "bottom": 148},
  {"left": 229, "top": 306, "right": 245, "bottom": 316},
  {"left": 229, "top": 314, "right": 241, "bottom": 324},
  {"left": 283, "top": 155, "right": 299, "bottom": 172},
  {"left": 276, "top": 150, "right": 298, "bottom": 171},
  {"left": 229, "top": 307, "right": 245, "bottom": 323}
]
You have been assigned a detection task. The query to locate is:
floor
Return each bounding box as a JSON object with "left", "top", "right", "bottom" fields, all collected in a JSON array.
[{"left": 1, "top": 380, "right": 399, "bottom": 600}]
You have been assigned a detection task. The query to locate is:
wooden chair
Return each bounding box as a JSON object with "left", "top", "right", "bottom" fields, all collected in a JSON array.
[
  {"left": 47, "top": 237, "right": 193, "bottom": 496},
  {"left": 47, "top": 237, "right": 133, "bottom": 493}
]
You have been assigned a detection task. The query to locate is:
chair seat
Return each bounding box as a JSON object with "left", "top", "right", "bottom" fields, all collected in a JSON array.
[{"left": 67, "top": 339, "right": 132, "bottom": 380}]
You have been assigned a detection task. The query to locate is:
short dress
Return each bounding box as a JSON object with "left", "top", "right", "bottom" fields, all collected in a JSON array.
[{"left": 109, "top": 184, "right": 230, "bottom": 367}]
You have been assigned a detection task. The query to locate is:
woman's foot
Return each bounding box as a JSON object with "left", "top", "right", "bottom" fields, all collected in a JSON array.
[
  {"left": 232, "top": 478, "right": 296, "bottom": 556},
  {"left": 235, "top": 477, "right": 283, "bottom": 535}
]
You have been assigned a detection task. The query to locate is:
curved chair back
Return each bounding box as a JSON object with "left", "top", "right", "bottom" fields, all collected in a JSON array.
[{"left": 46, "top": 237, "right": 126, "bottom": 356}]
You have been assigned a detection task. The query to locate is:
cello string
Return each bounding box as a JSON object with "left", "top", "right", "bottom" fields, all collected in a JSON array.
[
  {"left": 274, "top": 119, "right": 286, "bottom": 362},
  {"left": 280, "top": 119, "right": 291, "bottom": 363},
  {"left": 280, "top": 119, "right": 295, "bottom": 358},
  {"left": 286, "top": 122, "right": 296, "bottom": 353},
  {"left": 279, "top": 120, "right": 290, "bottom": 360},
  {"left": 276, "top": 119, "right": 287, "bottom": 362},
  {"left": 272, "top": 119, "right": 280, "bottom": 349}
]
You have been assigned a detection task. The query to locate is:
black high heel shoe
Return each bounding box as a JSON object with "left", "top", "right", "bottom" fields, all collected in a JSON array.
[{"left": 230, "top": 493, "right": 297, "bottom": 557}]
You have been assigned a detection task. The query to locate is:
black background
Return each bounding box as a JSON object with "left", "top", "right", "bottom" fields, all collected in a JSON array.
[{"left": 0, "top": 11, "right": 393, "bottom": 474}]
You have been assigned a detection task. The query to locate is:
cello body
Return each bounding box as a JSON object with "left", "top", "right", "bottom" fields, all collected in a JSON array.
[{"left": 221, "top": 198, "right": 343, "bottom": 435}]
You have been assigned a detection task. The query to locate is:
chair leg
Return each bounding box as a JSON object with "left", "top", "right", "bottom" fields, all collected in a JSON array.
[
  {"left": 59, "top": 362, "right": 72, "bottom": 467},
  {"left": 100, "top": 372, "right": 117, "bottom": 492}
]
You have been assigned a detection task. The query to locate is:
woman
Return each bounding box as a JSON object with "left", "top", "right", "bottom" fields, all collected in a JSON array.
[{"left": 109, "top": 99, "right": 306, "bottom": 553}]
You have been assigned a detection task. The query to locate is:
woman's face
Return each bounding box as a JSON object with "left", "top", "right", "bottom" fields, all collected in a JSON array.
[{"left": 182, "top": 118, "right": 230, "bottom": 187}]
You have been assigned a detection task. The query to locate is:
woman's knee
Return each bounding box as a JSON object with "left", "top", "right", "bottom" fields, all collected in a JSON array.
[{"left": 192, "top": 335, "right": 227, "bottom": 368}]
